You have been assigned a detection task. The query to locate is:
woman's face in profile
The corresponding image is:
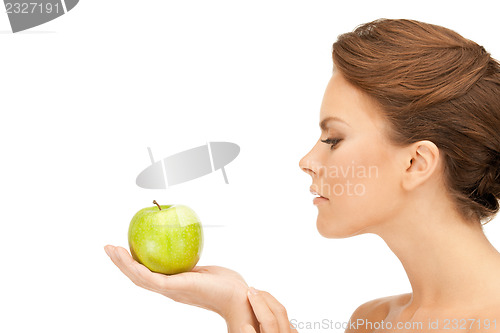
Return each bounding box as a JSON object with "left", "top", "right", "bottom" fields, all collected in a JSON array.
[{"left": 299, "top": 71, "right": 405, "bottom": 238}]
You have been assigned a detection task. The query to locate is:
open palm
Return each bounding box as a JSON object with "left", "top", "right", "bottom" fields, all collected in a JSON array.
[{"left": 104, "top": 245, "right": 250, "bottom": 319}]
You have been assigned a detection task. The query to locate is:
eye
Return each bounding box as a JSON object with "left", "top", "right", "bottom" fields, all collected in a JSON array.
[{"left": 321, "top": 138, "right": 342, "bottom": 150}]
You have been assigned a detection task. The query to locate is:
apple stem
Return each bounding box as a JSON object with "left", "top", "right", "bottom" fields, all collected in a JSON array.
[{"left": 153, "top": 200, "right": 161, "bottom": 211}]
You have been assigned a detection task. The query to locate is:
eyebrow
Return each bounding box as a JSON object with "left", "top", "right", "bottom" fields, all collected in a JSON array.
[{"left": 319, "top": 116, "right": 350, "bottom": 131}]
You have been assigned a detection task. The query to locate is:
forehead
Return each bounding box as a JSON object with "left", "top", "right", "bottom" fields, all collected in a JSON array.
[{"left": 319, "top": 72, "right": 386, "bottom": 131}]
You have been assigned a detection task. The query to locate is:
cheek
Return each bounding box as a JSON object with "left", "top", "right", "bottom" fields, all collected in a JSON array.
[{"left": 316, "top": 147, "right": 401, "bottom": 237}]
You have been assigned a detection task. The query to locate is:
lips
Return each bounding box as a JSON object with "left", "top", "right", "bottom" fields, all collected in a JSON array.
[{"left": 310, "top": 186, "right": 328, "bottom": 199}]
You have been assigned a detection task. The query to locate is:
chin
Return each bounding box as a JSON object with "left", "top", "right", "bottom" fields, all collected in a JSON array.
[
  {"left": 316, "top": 215, "right": 370, "bottom": 238},
  {"left": 316, "top": 215, "right": 346, "bottom": 238}
]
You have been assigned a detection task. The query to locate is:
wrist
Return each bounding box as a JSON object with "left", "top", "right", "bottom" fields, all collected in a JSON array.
[{"left": 224, "top": 298, "right": 260, "bottom": 333}]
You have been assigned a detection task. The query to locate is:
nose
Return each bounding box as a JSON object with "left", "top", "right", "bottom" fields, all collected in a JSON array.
[
  {"left": 300, "top": 161, "right": 315, "bottom": 177},
  {"left": 299, "top": 146, "right": 321, "bottom": 177}
]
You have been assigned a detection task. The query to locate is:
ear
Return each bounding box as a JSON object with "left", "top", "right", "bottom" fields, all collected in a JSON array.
[{"left": 401, "top": 140, "right": 440, "bottom": 191}]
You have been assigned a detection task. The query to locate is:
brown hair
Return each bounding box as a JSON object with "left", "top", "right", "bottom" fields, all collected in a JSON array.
[{"left": 332, "top": 19, "right": 500, "bottom": 224}]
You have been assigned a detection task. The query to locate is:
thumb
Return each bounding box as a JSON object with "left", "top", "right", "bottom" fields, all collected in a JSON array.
[{"left": 239, "top": 324, "right": 257, "bottom": 333}]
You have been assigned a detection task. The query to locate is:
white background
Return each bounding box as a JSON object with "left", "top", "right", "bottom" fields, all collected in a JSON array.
[{"left": 1, "top": 1, "right": 499, "bottom": 332}]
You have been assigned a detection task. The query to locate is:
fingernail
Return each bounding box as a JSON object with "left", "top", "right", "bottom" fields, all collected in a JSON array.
[{"left": 248, "top": 287, "right": 259, "bottom": 295}]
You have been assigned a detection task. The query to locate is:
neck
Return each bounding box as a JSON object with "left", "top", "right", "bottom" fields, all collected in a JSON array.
[{"left": 374, "top": 192, "right": 500, "bottom": 311}]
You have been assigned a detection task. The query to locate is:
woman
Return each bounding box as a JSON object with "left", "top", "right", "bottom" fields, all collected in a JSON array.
[{"left": 104, "top": 19, "right": 500, "bottom": 332}]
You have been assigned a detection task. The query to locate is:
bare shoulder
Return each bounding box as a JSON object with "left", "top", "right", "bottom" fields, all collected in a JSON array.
[
  {"left": 470, "top": 305, "right": 500, "bottom": 333},
  {"left": 344, "top": 293, "right": 411, "bottom": 333}
]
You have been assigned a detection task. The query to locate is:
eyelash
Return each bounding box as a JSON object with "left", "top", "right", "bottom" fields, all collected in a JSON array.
[{"left": 321, "top": 138, "right": 342, "bottom": 150}]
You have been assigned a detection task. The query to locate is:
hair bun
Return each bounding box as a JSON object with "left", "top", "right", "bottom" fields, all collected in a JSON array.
[
  {"left": 475, "top": 154, "right": 500, "bottom": 212},
  {"left": 493, "top": 154, "right": 500, "bottom": 198}
]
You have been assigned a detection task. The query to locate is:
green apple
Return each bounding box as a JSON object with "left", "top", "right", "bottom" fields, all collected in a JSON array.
[{"left": 128, "top": 201, "right": 203, "bottom": 275}]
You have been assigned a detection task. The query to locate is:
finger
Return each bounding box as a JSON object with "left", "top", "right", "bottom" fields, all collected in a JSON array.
[
  {"left": 105, "top": 245, "right": 153, "bottom": 289},
  {"left": 240, "top": 324, "right": 257, "bottom": 333},
  {"left": 247, "top": 287, "right": 281, "bottom": 333},
  {"left": 104, "top": 245, "right": 171, "bottom": 293},
  {"left": 260, "top": 291, "right": 297, "bottom": 333}
]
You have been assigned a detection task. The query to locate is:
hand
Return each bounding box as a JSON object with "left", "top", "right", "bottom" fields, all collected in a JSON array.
[
  {"left": 240, "top": 288, "right": 298, "bottom": 333},
  {"left": 104, "top": 244, "right": 258, "bottom": 330}
]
